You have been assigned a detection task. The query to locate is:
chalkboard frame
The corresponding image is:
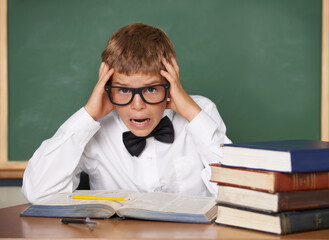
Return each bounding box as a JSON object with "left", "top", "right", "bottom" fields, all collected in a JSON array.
[{"left": 0, "top": 0, "right": 328, "bottom": 178}]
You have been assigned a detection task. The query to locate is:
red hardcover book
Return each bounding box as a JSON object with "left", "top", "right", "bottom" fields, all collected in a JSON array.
[{"left": 210, "top": 163, "right": 329, "bottom": 193}]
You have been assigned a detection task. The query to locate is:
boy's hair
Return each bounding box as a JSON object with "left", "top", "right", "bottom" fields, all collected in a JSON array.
[{"left": 101, "top": 23, "right": 176, "bottom": 75}]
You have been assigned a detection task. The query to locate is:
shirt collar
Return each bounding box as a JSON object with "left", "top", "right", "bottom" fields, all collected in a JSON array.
[{"left": 162, "top": 109, "right": 175, "bottom": 122}]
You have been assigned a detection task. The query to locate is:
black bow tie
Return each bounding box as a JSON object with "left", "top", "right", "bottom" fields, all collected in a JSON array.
[{"left": 122, "top": 116, "right": 175, "bottom": 157}]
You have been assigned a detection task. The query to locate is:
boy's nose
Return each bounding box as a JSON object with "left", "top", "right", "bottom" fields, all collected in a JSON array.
[{"left": 130, "top": 93, "right": 146, "bottom": 110}]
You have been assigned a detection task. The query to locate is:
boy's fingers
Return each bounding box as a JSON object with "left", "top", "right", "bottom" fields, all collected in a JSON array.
[
  {"left": 171, "top": 57, "right": 180, "bottom": 73},
  {"left": 98, "top": 68, "right": 114, "bottom": 89},
  {"left": 162, "top": 58, "right": 177, "bottom": 77},
  {"left": 162, "top": 58, "right": 180, "bottom": 85},
  {"left": 99, "top": 62, "right": 110, "bottom": 78},
  {"left": 99, "top": 62, "right": 106, "bottom": 77},
  {"left": 99, "top": 64, "right": 111, "bottom": 81},
  {"left": 102, "top": 68, "right": 114, "bottom": 83},
  {"left": 160, "top": 70, "right": 175, "bottom": 85}
]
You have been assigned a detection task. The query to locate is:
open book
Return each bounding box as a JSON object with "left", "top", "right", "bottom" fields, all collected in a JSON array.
[{"left": 20, "top": 190, "right": 217, "bottom": 223}]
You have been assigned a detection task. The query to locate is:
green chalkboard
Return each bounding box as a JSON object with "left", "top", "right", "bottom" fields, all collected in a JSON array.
[{"left": 8, "top": 0, "right": 322, "bottom": 160}]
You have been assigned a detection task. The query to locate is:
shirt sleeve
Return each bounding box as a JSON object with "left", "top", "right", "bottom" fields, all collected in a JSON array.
[
  {"left": 185, "top": 96, "right": 231, "bottom": 196},
  {"left": 22, "top": 107, "right": 101, "bottom": 203}
]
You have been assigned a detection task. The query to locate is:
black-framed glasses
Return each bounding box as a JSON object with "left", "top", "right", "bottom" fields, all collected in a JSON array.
[{"left": 105, "top": 83, "right": 170, "bottom": 106}]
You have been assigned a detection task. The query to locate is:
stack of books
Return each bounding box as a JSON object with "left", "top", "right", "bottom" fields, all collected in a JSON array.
[{"left": 211, "top": 140, "right": 329, "bottom": 235}]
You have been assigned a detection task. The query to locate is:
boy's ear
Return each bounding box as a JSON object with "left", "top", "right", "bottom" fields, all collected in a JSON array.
[{"left": 165, "top": 92, "right": 171, "bottom": 109}]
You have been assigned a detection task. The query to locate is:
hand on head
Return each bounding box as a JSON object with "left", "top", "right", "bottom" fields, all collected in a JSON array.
[
  {"left": 84, "top": 62, "right": 115, "bottom": 120},
  {"left": 160, "top": 58, "right": 201, "bottom": 122}
]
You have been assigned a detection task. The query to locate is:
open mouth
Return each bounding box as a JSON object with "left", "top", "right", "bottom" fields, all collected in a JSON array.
[{"left": 130, "top": 118, "right": 151, "bottom": 125}]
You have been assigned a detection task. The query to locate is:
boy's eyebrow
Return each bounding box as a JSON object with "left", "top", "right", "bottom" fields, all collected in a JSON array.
[
  {"left": 111, "top": 81, "right": 129, "bottom": 86},
  {"left": 142, "top": 79, "right": 164, "bottom": 85},
  {"left": 112, "top": 79, "right": 164, "bottom": 87}
]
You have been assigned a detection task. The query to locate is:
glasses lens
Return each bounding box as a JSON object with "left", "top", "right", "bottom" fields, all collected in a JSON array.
[
  {"left": 109, "top": 87, "right": 132, "bottom": 105},
  {"left": 141, "top": 85, "right": 166, "bottom": 104}
]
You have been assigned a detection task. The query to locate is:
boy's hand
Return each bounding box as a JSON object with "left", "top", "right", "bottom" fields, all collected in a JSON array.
[
  {"left": 160, "top": 58, "right": 201, "bottom": 122},
  {"left": 84, "top": 62, "right": 115, "bottom": 120}
]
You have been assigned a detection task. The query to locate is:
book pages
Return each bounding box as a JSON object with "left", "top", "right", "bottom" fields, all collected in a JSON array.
[{"left": 120, "top": 192, "right": 216, "bottom": 214}]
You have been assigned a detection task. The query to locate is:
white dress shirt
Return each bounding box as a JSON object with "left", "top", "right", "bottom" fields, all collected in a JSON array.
[{"left": 22, "top": 95, "right": 231, "bottom": 203}]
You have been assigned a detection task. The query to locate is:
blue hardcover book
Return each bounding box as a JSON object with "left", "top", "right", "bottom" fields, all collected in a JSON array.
[
  {"left": 215, "top": 204, "right": 329, "bottom": 235},
  {"left": 221, "top": 140, "right": 329, "bottom": 172}
]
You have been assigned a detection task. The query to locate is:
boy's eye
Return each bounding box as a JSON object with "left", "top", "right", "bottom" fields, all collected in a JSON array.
[
  {"left": 145, "top": 87, "right": 156, "bottom": 93},
  {"left": 119, "top": 88, "right": 131, "bottom": 94}
]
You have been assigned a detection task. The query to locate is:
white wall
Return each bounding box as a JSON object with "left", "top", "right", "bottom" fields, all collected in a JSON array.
[{"left": 0, "top": 187, "right": 28, "bottom": 208}]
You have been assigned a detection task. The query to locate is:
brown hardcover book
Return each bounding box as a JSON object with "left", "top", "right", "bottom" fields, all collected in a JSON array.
[
  {"left": 217, "top": 185, "right": 329, "bottom": 213},
  {"left": 210, "top": 163, "right": 329, "bottom": 193}
]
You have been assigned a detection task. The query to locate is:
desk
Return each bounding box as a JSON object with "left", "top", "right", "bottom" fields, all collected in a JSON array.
[{"left": 0, "top": 204, "right": 329, "bottom": 239}]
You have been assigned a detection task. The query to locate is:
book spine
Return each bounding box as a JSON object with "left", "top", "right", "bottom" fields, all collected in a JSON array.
[
  {"left": 277, "top": 190, "right": 329, "bottom": 211},
  {"left": 291, "top": 149, "right": 329, "bottom": 172},
  {"left": 275, "top": 172, "right": 329, "bottom": 192},
  {"left": 280, "top": 208, "right": 329, "bottom": 234}
]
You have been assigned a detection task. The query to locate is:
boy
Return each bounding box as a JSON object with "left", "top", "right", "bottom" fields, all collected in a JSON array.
[{"left": 22, "top": 23, "right": 231, "bottom": 203}]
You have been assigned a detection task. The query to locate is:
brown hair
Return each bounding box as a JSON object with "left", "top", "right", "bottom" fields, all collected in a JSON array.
[{"left": 101, "top": 23, "right": 176, "bottom": 75}]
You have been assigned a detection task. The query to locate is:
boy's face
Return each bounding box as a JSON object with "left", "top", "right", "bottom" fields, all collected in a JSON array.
[{"left": 111, "top": 72, "right": 168, "bottom": 137}]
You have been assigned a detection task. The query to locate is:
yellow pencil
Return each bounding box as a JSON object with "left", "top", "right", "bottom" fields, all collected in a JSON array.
[{"left": 71, "top": 195, "right": 127, "bottom": 201}]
